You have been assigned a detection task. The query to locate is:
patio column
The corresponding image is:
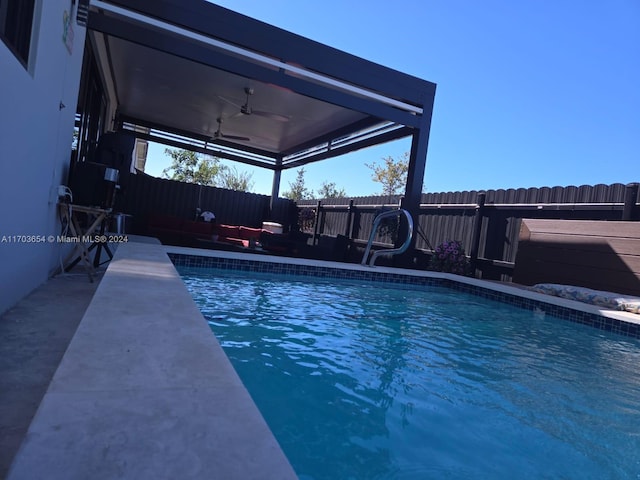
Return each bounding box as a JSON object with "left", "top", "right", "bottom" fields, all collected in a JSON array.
[
  {"left": 269, "top": 157, "right": 283, "bottom": 216},
  {"left": 397, "top": 100, "right": 435, "bottom": 251}
]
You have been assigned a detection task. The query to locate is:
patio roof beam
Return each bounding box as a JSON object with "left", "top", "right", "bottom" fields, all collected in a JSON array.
[
  {"left": 95, "top": 0, "right": 434, "bottom": 109},
  {"left": 279, "top": 117, "right": 392, "bottom": 158},
  {"left": 129, "top": 130, "right": 278, "bottom": 171},
  {"left": 87, "top": 11, "right": 423, "bottom": 129},
  {"left": 118, "top": 114, "right": 279, "bottom": 160},
  {"left": 282, "top": 126, "right": 414, "bottom": 169}
]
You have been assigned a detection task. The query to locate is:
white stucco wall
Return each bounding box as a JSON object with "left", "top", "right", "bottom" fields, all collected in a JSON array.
[{"left": 0, "top": 1, "right": 87, "bottom": 314}]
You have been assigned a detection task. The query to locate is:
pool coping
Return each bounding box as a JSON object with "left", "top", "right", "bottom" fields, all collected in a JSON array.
[{"left": 7, "top": 241, "right": 297, "bottom": 480}]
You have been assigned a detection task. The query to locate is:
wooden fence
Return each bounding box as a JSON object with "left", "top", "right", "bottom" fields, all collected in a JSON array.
[
  {"left": 69, "top": 162, "right": 297, "bottom": 234},
  {"left": 67, "top": 162, "right": 640, "bottom": 279},
  {"left": 118, "top": 173, "right": 298, "bottom": 234},
  {"left": 297, "top": 183, "right": 640, "bottom": 280}
]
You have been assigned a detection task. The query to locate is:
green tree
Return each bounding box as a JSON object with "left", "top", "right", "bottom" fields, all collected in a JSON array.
[
  {"left": 317, "top": 181, "right": 346, "bottom": 199},
  {"left": 218, "top": 166, "right": 254, "bottom": 192},
  {"left": 365, "top": 152, "right": 409, "bottom": 196},
  {"left": 161, "top": 148, "right": 223, "bottom": 186},
  {"left": 283, "top": 168, "right": 314, "bottom": 200}
]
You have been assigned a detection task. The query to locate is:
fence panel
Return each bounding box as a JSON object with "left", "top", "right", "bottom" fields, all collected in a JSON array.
[
  {"left": 116, "top": 173, "right": 296, "bottom": 233},
  {"left": 301, "top": 183, "right": 639, "bottom": 278}
]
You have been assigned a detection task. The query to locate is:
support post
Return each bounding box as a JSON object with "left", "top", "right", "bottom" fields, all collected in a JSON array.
[
  {"left": 313, "top": 200, "right": 322, "bottom": 245},
  {"left": 622, "top": 182, "right": 639, "bottom": 221},
  {"left": 470, "top": 192, "right": 486, "bottom": 276},
  {"left": 398, "top": 88, "right": 435, "bottom": 252},
  {"left": 269, "top": 158, "right": 282, "bottom": 218},
  {"left": 345, "top": 199, "right": 354, "bottom": 238}
]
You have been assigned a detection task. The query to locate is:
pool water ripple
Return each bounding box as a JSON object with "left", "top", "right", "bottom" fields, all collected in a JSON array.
[{"left": 181, "top": 269, "right": 640, "bottom": 480}]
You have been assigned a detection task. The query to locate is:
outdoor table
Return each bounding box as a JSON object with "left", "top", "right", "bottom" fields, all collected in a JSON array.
[{"left": 57, "top": 203, "right": 111, "bottom": 281}]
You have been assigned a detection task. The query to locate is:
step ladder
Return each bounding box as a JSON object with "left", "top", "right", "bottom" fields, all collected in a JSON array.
[{"left": 361, "top": 209, "right": 414, "bottom": 267}]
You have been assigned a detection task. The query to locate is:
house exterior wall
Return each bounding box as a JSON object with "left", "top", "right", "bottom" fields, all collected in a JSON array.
[{"left": 0, "top": 1, "right": 87, "bottom": 314}]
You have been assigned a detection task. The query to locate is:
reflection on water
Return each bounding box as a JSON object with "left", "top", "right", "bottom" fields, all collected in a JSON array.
[{"left": 182, "top": 268, "right": 640, "bottom": 480}]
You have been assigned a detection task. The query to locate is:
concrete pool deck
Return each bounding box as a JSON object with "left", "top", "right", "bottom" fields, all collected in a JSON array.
[
  {"left": 6, "top": 240, "right": 296, "bottom": 480},
  {"left": 0, "top": 267, "right": 103, "bottom": 478}
]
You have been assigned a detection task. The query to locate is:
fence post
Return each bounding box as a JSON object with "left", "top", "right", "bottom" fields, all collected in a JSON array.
[
  {"left": 396, "top": 196, "right": 408, "bottom": 250},
  {"left": 313, "top": 200, "right": 322, "bottom": 245},
  {"left": 470, "top": 192, "right": 486, "bottom": 275},
  {"left": 345, "top": 199, "right": 354, "bottom": 238},
  {"left": 622, "top": 183, "right": 639, "bottom": 221}
]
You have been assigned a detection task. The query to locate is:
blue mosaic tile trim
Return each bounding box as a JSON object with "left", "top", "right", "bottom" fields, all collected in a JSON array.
[
  {"left": 168, "top": 253, "right": 443, "bottom": 287},
  {"left": 446, "top": 280, "right": 639, "bottom": 339},
  {"left": 168, "top": 253, "right": 640, "bottom": 339}
]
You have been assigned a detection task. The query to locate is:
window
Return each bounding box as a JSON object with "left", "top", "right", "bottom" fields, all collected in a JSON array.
[
  {"left": 0, "top": 0, "right": 36, "bottom": 67},
  {"left": 75, "top": 41, "right": 108, "bottom": 164}
]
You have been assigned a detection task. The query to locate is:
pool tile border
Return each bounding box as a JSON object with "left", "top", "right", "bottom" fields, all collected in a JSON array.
[
  {"left": 169, "top": 253, "right": 442, "bottom": 286},
  {"left": 448, "top": 281, "right": 639, "bottom": 338},
  {"left": 168, "top": 253, "right": 640, "bottom": 339}
]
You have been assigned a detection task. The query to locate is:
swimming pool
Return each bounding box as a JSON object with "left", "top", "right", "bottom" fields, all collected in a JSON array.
[{"left": 175, "top": 257, "right": 640, "bottom": 479}]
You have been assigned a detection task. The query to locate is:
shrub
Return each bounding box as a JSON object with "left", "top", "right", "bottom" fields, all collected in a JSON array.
[{"left": 298, "top": 207, "right": 316, "bottom": 232}]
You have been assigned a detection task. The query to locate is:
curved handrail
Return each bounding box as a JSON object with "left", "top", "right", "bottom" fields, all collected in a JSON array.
[{"left": 361, "top": 209, "right": 414, "bottom": 267}]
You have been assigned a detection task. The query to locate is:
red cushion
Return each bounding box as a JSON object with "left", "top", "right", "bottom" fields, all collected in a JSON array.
[
  {"left": 213, "top": 224, "right": 241, "bottom": 238},
  {"left": 219, "top": 237, "right": 246, "bottom": 247},
  {"left": 238, "top": 226, "right": 262, "bottom": 240}
]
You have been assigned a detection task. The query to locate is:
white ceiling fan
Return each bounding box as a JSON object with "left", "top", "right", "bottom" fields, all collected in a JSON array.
[
  {"left": 213, "top": 117, "right": 250, "bottom": 141},
  {"left": 218, "top": 87, "right": 290, "bottom": 122}
]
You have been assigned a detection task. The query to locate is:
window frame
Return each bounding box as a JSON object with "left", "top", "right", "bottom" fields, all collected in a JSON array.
[{"left": 0, "top": 0, "right": 37, "bottom": 69}]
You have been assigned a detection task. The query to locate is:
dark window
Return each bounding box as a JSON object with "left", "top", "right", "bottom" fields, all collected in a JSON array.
[
  {"left": 75, "top": 41, "right": 108, "bottom": 165},
  {"left": 0, "top": 0, "right": 36, "bottom": 67}
]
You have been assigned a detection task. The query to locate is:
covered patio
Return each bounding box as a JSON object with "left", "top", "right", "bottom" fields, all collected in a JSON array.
[{"left": 79, "top": 0, "right": 436, "bottom": 241}]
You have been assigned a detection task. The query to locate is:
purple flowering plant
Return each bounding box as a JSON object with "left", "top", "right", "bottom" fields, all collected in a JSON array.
[{"left": 429, "top": 240, "right": 470, "bottom": 275}]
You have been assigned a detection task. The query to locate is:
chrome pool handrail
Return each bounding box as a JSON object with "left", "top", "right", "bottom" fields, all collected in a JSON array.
[{"left": 361, "top": 208, "right": 414, "bottom": 267}]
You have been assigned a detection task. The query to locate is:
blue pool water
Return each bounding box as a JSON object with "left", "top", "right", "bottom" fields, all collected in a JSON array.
[{"left": 179, "top": 268, "right": 640, "bottom": 479}]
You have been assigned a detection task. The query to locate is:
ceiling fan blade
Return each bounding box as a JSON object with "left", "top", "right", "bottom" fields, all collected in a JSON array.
[
  {"left": 221, "top": 133, "right": 251, "bottom": 141},
  {"left": 252, "top": 110, "right": 290, "bottom": 122},
  {"left": 214, "top": 116, "right": 250, "bottom": 142},
  {"left": 219, "top": 88, "right": 288, "bottom": 125},
  {"left": 217, "top": 95, "right": 243, "bottom": 109}
]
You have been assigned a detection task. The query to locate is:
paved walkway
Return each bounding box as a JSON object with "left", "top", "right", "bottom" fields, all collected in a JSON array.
[
  {"left": 0, "top": 269, "right": 103, "bottom": 478},
  {"left": 5, "top": 241, "right": 296, "bottom": 480}
]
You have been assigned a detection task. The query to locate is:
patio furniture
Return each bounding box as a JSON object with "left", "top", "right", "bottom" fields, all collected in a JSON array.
[
  {"left": 145, "top": 214, "right": 285, "bottom": 250},
  {"left": 58, "top": 203, "right": 111, "bottom": 281}
]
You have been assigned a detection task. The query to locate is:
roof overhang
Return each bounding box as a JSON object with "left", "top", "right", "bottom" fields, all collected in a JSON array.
[{"left": 87, "top": 0, "right": 436, "bottom": 171}]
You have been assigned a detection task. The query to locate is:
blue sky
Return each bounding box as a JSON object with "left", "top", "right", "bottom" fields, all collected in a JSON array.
[{"left": 144, "top": 1, "right": 639, "bottom": 197}]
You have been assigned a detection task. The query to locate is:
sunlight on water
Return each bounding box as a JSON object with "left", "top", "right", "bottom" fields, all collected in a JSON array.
[{"left": 180, "top": 268, "right": 640, "bottom": 480}]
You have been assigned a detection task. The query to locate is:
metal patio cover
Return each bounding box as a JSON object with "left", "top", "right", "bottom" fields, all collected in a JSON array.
[{"left": 86, "top": 0, "right": 436, "bottom": 208}]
